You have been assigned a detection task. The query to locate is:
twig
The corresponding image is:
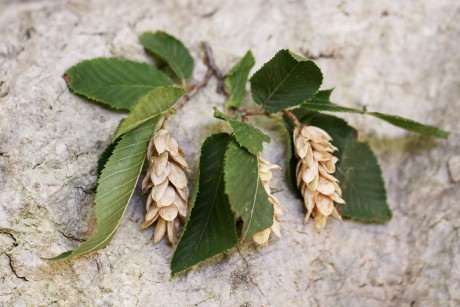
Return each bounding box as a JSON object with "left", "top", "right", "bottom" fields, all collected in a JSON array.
[
  {"left": 282, "top": 109, "right": 301, "bottom": 126},
  {"left": 202, "top": 41, "right": 229, "bottom": 96},
  {"left": 162, "top": 43, "right": 221, "bottom": 128},
  {"left": 236, "top": 108, "right": 270, "bottom": 117}
]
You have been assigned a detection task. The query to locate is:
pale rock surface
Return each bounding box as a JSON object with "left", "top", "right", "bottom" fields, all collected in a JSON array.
[{"left": 0, "top": 0, "right": 459, "bottom": 306}]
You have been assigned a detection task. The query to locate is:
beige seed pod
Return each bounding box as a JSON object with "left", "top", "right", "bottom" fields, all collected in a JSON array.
[
  {"left": 141, "top": 129, "right": 190, "bottom": 244},
  {"left": 252, "top": 155, "right": 283, "bottom": 247},
  {"left": 293, "top": 124, "right": 344, "bottom": 229}
]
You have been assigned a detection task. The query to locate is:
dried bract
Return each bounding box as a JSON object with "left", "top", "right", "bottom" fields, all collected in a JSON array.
[
  {"left": 142, "top": 129, "right": 190, "bottom": 244},
  {"left": 253, "top": 156, "right": 283, "bottom": 246},
  {"left": 293, "top": 124, "right": 344, "bottom": 229}
]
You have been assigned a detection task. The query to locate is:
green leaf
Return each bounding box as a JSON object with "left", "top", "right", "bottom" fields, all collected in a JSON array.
[
  {"left": 97, "top": 139, "right": 119, "bottom": 177},
  {"left": 213, "top": 107, "right": 270, "bottom": 155},
  {"left": 171, "top": 133, "right": 237, "bottom": 276},
  {"left": 224, "top": 139, "right": 274, "bottom": 239},
  {"left": 65, "top": 58, "right": 173, "bottom": 110},
  {"left": 113, "top": 87, "right": 185, "bottom": 140},
  {"left": 302, "top": 90, "right": 449, "bottom": 138},
  {"left": 284, "top": 110, "right": 391, "bottom": 223},
  {"left": 250, "top": 49, "right": 323, "bottom": 113},
  {"left": 367, "top": 112, "right": 449, "bottom": 138},
  {"left": 335, "top": 141, "right": 392, "bottom": 222},
  {"left": 141, "top": 31, "right": 194, "bottom": 84},
  {"left": 48, "top": 118, "right": 159, "bottom": 260},
  {"left": 224, "top": 51, "right": 255, "bottom": 108}
]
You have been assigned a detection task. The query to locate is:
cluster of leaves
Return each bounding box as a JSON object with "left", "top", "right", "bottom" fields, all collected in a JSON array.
[{"left": 51, "top": 31, "right": 448, "bottom": 277}]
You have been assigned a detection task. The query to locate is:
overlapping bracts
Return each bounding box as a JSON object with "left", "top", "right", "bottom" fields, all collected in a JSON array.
[
  {"left": 293, "top": 125, "right": 344, "bottom": 229},
  {"left": 142, "top": 129, "right": 190, "bottom": 243}
]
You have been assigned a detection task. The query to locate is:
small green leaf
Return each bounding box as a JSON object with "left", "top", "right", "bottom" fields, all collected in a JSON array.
[
  {"left": 48, "top": 118, "right": 159, "bottom": 260},
  {"left": 367, "top": 112, "right": 449, "bottom": 138},
  {"left": 224, "top": 139, "right": 274, "bottom": 240},
  {"left": 65, "top": 58, "right": 173, "bottom": 110},
  {"left": 302, "top": 91, "right": 449, "bottom": 138},
  {"left": 213, "top": 107, "right": 270, "bottom": 155},
  {"left": 284, "top": 110, "right": 391, "bottom": 223},
  {"left": 250, "top": 49, "right": 323, "bottom": 113},
  {"left": 225, "top": 51, "right": 255, "bottom": 108},
  {"left": 141, "top": 31, "right": 194, "bottom": 84},
  {"left": 171, "top": 133, "right": 237, "bottom": 276},
  {"left": 113, "top": 87, "right": 185, "bottom": 140}
]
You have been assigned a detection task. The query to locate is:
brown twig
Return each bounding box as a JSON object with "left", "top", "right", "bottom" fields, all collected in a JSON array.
[
  {"left": 161, "top": 43, "right": 221, "bottom": 128},
  {"left": 236, "top": 108, "right": 270, "bottom": 117},
  {"left": 282, "top": 109, "right": 301, "bottom": 126},
  {"left": 202, "top": 41, "right": 229, "bottom": 96}
]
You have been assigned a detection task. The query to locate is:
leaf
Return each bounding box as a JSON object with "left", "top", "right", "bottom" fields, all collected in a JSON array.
[
  {"left": 213, "top": 107, "right": 270, "bottom": 155},
  {"left": 48, "top": 118, "right": 159, "bottom": 260},
  {"left": 284, "top": 110, "right": 391, "bottom": 223},
  {"left": 302, "top": 90, "right": 449, "bottom": 138},
  {"left": 224, "top": 51, "right": 255, "bottom": 108},
  {"left": 250, "top": 49, "right": 323, "bottom": 113},
  {"left": 367, "top": 112, "right": 449, "bottom": 138},
  {"left": 97, "top": 139, "right": 119, "bottom": 177},
  {"left": 141, "top": 31, "right": 194, "bottom": 84},
  {"left": 335, "top": 141, "right": 392, "bottom": 222},
  {"left": 65, "top": 58, "right": 173, "bottom": 110},
  {"left": 224, "top": 139, "right": 274, "bottom": 239},
  {"left": 171, "top": 133, "right": 238, "bottom": 276},
  {"left": 113, "top": 87, "right": 185, "bottom": 140}
]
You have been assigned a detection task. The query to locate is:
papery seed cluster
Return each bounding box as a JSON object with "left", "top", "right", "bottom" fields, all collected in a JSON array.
[
  {"left": 293, "top": 124, "right": 344, "bottom": 229},
  {"left": 142, "top": 129, "right": 190, "bottom": 243},
  {"left": 252, "top": 156, "right": 283, "bottom": 246}
]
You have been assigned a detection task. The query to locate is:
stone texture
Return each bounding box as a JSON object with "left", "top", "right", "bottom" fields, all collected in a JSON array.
[{"left": 1, "top": 0, "right": 459, "bottom": 306}]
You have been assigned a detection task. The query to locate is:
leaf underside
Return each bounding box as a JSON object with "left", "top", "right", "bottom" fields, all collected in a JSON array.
[
  {"left": 250, "top": 49, "right": 323, "bottom": 113},
  {"left": 225, "top": 51, "right": 256, "bottom": 108},
  {"left": 302, "top": 90, "right": 449, "bottom": 138},
  {"left": 65, "top": 58, "right": 173, "bottom": 110},
  {"left": 141, "top": 31, "right": 194, "bottom": 83},
  {"left": 171, "top": 133, "right": 238, "bottom": 276},
  {"left": 48, "top": 118, "right": 159, "bottom": 260},
  {"left": 224, "top": 139, "right": 274, "bottom": 239},
  {"left": 284, "top": 109, "right": 391, "bottom": 223},
  {"left": 113, "top": 86, "right": 185, "bottom": 140},
  {"left": 214, "top": 108, "right": 270, "bottom": 155}
]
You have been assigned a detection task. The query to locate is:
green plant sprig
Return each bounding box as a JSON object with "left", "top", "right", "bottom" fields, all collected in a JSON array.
[{"left": 50, "top": 31, "right": 448, "bottom": 278}]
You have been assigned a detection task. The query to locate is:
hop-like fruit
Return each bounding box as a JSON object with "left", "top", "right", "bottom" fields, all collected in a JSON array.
[
  {"left": 293, "top": 124, "right": 344, "bottom": 229},
  {"left": 141, "top": 129, "right": 191, "bottom": 244},
  {"left": 252, "top": 156, "right": 283, "bottom": 246}
]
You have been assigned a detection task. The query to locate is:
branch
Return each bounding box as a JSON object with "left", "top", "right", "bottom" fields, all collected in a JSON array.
[{"left": 162, "top": 43, "right": 222, "bottom": 128}]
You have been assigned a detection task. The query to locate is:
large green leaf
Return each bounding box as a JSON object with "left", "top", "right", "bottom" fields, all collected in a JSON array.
[
  {"left": 171, "top": 133, "right": 237, "bottom": 276},
  {"left": 250, "top": 49, "right": 323, "bottom": 113},
  {"left": 141, "top": 31, "right": 194, "bottom": 84},
  {"left": 335, "top": 141, "right": 391, "bottom": 222},
  {"left": 225, "top": 51, "right": 255, "bottom": 108},
  {"left": 302, "top": 90, "right": 448, "bottom": 138},
  {"left": 224, "top": 139, "right": 274, "bottom": 239},
  {"left": 213, "top": 108, "right": 270, "bottom": 155},
  {"left": 113, "top": 87, "right": 185, "bottom": 140},
  {"left": 65, "top": 58, "right": 173, "bottom": 110},
  {"left": 49, "top": 118, "right": 159, "bottom": 260},
  {"left": 284, "top": 110, "right": 391, "bottom": 223}
]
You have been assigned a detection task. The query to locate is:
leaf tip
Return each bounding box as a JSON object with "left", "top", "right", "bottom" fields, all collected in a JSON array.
[{"left": 62, "top": 73, "right": 71, "bottom": 85}]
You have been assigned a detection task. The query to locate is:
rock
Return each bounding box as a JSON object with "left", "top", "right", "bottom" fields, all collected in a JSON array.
[
  {"left": 448, "top": 156, "right": 460, "bottom": 182},
  {"left": 1, "top": 0, "right": 459, "bottom": 306}
]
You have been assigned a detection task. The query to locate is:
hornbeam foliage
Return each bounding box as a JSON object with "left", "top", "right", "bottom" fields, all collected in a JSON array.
[{"left": 54, "top": 31, "right": 448, "bottom": 277}]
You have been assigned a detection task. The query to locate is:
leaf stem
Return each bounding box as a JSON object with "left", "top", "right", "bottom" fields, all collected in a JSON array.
[{"left": 282, "top": 109, "right": 301, "bottom": 126}]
